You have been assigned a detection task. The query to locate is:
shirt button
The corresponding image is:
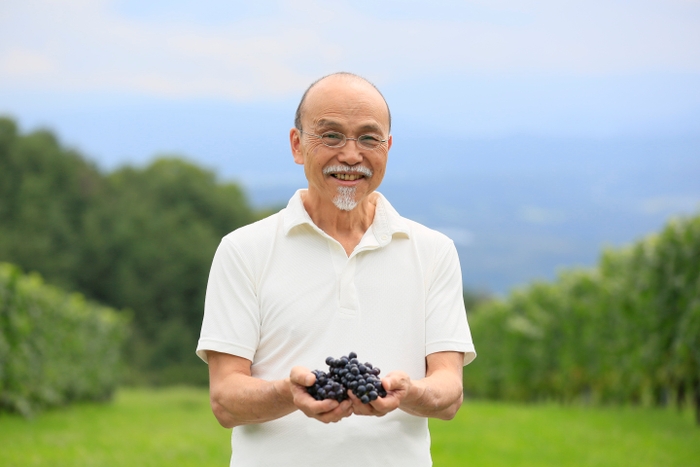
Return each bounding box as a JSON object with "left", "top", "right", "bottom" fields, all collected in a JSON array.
[{"left": 381, "top": 234, "right": 388, "bottom": 241}]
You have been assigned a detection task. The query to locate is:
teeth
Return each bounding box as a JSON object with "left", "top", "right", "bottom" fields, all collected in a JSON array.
[{"left": 333, "top": 174, "right": 362, "bottom": 181}]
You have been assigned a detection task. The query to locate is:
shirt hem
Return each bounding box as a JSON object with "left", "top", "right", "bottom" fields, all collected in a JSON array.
[
  {"left": 426, "top": 341, "right": 477, "bottom": 366},
  {"left": 196, "top": 338, "right": 257, "bottom": 363}
]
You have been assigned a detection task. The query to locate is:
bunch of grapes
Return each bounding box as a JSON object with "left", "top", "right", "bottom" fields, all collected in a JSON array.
[{"left": 306, "top": 352, "right": 387, "bottom": 404}]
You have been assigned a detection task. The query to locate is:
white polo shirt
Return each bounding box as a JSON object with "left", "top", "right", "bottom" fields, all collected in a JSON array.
[{"left": 197, "top": 189, "right": 475, "bottom": 467}]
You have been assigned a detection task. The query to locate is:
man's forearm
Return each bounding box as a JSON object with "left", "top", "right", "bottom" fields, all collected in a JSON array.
[
  {"left": 210, "top": 372, "right": 296, "bottom": 428},
  {"left": 206, "top": 351, "right": 297, "bottom": 428}
]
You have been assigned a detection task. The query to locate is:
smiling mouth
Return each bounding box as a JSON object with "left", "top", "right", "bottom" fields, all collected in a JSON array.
[
  {"left": 331, "top": 173, "right": 364, "bottom": 181},
  {"left": 323, "top": 165, "right": 373, "bottom": 181}
]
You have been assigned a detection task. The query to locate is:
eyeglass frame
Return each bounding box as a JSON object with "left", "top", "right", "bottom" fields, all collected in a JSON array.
[{"left": 298, "top": 129, "right": 388, "bottom": 150}]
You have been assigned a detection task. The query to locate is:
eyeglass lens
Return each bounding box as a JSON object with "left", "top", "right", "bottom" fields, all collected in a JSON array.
[{"left": 320, "top": 132, "right": 382, "bottom": 149}]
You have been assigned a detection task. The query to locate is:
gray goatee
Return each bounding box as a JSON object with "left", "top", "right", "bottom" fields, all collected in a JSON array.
[
  {"left": 333, "top": 186, "right": 358, "bottom": 211},
  {"left": 322, "top": 165, "right": 373, "bottom": 212}
]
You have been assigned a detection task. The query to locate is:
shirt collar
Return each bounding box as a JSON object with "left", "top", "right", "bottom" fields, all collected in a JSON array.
[{"left": 282, "top": 189, "right": 410, "bottom": 246}]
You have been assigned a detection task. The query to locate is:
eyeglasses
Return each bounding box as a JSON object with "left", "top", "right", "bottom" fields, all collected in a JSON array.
[{"left": 299, "top": 130, "right": 387, "bottom": 150}]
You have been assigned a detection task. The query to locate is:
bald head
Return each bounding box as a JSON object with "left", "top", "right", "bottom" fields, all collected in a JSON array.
[{"left": 294, "top": 72, "right": 391, "bottom": 132}]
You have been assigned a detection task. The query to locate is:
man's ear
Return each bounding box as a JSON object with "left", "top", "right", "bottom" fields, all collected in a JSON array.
[{"left": 290, "top": 128, "right": 304, "bottom": 165}]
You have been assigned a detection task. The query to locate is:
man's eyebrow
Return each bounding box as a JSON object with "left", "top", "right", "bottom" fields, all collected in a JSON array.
[{"left": 315, "top": 118, "right": 342, "bottom": 130}]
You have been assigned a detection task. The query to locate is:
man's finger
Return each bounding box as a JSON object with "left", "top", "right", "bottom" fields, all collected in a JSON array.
[
  {"left": 347, "top": 391, "right": 374, "bottom": 416},
  {"left": 317, "top": 399, "right": 353, "bottom": 423},
  {"left": 381, "top": 371, "right": 411, "bottom": 394},
  {"left": 369, "top": 392, "right": 399, "bottom": 413},
  {"left": 306, "top": 398, "right": 353, "bottom": 423},
  {"left": 289, "top": 366, "right": 315, "bottom": 387}
]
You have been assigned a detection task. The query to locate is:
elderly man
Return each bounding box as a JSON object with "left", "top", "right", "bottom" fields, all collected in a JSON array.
[{"left": 197, "top": 72, "right": 475, "bottom": 466}]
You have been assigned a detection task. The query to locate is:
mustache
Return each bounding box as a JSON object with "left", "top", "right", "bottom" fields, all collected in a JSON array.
[{"left": 322, "top": 165, "right": 373, "bottom": 178}]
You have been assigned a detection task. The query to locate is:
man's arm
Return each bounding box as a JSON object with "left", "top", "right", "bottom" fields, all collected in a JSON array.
[
  {"left": 349, "top": 351, "right": 464, "bottom": 420},
  {"left": 206, "top": 350, "right": 353, "bottom": 428}
]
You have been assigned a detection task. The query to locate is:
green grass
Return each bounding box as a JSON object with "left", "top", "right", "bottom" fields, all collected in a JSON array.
[
  {"left": 0, "top": 388, "right": 698, "bottom": 466},
  {"left": 430, "top": 400, "right": 700, "bottom": 467},
  {"left": 0, "top": 387, "right": 231, "bottom": 467}
]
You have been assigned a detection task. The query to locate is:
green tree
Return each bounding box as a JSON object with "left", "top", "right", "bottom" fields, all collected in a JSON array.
[
  {"left": 78, "top": 157, "right": 256, "bottom": 383},
  {"left": 464, "top": 212, "right": 700, "bottom": 422},
  {"left": 0, "top": 117, "right": 103, "bottom": 292},
  {"left": 0, "top": 117, "right": 260, "bottom": 384}
]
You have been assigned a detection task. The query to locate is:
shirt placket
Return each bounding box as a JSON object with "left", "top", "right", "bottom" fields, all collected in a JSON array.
[{"left": 337, "top": 256, "right": 358, "bottom": 315}]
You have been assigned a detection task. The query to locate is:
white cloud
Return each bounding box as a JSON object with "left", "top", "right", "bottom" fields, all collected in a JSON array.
[
  {"left": 519, "top": 205, "right": 567, "bottom": 225},
  {"left": 433, "top": 227, "right": 475, "bottom": 246},
  {"left": 0, "top": 0, "right": 698, "bottom": 100},
  {"left": 0, "top": 48, "right": 55, "bottom": 76},
  {"left": 639, "top": 196, "right": 700, "bottom": 215}
]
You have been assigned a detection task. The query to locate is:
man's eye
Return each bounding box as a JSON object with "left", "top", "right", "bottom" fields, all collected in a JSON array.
[
  {"left": 359, "top": 135, "right": 380, "bottom": 142},
  {"left": 322, "top": 132, "right": 343, "bottom": 140}
]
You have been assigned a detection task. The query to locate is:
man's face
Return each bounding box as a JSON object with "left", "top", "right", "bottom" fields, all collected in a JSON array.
[{"left": 290, "top": 77, "right": 392, "bottom": 212}]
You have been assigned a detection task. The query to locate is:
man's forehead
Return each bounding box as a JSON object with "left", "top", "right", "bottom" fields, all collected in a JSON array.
[
  {"left": 314, "top": 118, "right": 383, "bottom": 133},
  {"left": 303, "top": 78, "right": 389, "bottom": 128}
]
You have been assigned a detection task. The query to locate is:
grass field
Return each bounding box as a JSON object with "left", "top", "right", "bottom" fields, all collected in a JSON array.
[{"left": 0, "top": 387, "right": 698, "bottom": 466}]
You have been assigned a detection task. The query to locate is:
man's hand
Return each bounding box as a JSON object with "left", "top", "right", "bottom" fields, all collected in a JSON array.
[
  {"left": 289, "top": 366, "right": 353, "bottom": 423},
  {"left": 348, "top": 351, "right": 465, "bottom": 420},
  {"left": 347, "top": 370, "right": 411, "bottom": 416}
]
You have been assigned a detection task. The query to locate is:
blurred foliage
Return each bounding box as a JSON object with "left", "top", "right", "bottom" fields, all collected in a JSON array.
[
  {"left": 0, "top": 117, "right": 258, "bottom": 385},
  {"left": 465, "top": 213, "right": 700, "bottom": 423},
  {"left": 0, "top": 263, "right": 129, "bottom": 416},
  {"left": 463, "top": 287, "right": 493, "bottom": 312}
]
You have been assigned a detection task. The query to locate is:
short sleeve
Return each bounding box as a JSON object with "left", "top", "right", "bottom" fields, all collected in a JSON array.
[
  {"left": 196, "top": 236, "right": 261, "bottom": 363},
  {"left": 424, "top": 241, "right": 476, "bottom": 365}
]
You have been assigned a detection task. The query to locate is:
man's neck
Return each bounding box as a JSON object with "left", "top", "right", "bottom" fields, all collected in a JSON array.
[{"left": 301, "top": 190, "right": 378, "bottom": 256}]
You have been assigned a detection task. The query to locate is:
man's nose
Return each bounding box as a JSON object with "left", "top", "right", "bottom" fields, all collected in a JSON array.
[{"left": 337, "top": 139, "right": 363, "bottom": 164}]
